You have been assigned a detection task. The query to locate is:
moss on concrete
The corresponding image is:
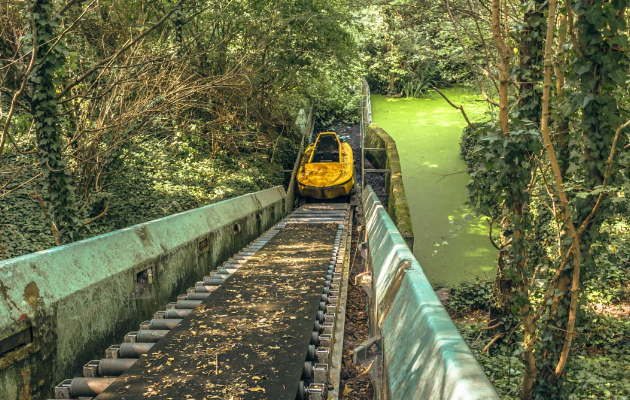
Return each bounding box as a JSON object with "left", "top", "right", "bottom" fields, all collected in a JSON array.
[
  {"left": 0, "top": 187, "right": 287, "bottom": 400},
  {"left": 364, "top": 124, "right": 414, "bottom": 249}
]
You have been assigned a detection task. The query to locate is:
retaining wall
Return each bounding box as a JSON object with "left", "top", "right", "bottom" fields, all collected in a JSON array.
[
  {"left": 363, "top": 186, "right": 499, "bottom": 400},
  {"left": 364, "top": 124, "right": 414, "bottom": 249},
  {"left": 0, "top": 187, "right": 287, "bottom": 400}
]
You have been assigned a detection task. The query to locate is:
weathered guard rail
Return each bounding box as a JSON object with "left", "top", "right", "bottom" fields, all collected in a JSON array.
[
  {"left": 0, "top": 187, "right": 287, "bottom": 400},
  {"left": 364, "top": 124, "right": 414, "bottom": 249},
  {"left": 362, "top": 186, "right": 499, "bottom": 400}
]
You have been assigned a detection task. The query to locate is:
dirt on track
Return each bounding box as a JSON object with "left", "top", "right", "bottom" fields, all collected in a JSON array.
[{"left": 339, "top": 221, "right": 374, "bottom": 400}]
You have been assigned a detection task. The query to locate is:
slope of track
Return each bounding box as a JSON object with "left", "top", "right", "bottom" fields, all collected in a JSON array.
[
  {"left": 371, "top": 87, "right": 496, "bottom": 284},
  {"left": 98, "top": 223, "right": 337, "bottom": 399}
]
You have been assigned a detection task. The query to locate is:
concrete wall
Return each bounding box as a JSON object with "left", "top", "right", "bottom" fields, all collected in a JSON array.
[
  {"left": 362, "top": 186, "right": 499, "bottom": 400},
  {"left": 364, "top": 124, "right": 414, "bottom": 249},
  {"left": 0, "top": 187, "right": 287, "bottom": 400}
]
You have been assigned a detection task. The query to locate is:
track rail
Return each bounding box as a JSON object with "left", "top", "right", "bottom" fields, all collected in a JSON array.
[{"left": 52, "top": 203, "right": 353, "bottom": 400}]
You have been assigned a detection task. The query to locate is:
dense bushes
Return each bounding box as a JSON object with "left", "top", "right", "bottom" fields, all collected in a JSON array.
[{"left": 0, "top": 0, "right": 363, "bottom": 257}]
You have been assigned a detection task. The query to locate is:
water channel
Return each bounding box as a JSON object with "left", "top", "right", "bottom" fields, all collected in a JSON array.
[{"left": 371, "top": 87, "right": 497, "bottom": 284}]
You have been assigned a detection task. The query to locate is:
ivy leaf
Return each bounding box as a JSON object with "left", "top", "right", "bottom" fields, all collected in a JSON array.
[
  {"left": 582, "top": 94, "right": 595, "bottom": 108},
  {"left": 608, "top": 70, "right": 627, "bottom": 86}
]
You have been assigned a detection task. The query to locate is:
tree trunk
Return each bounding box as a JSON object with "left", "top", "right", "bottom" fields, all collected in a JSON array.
[
  {"left": 517, "top": 0, "right": 545, "bottom": 125},
  {"left": 31, "top": 0, "right": 81, "bottom": 244},
  {"left": 491, "top": 0, "right": 510, "bottom": 135}
]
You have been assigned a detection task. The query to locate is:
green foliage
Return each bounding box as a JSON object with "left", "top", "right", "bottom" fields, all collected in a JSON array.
[
  {"left": 585, "top": 219, "right": 630, "bottom": 305},
  {"left": 444, "top": 278, "right": 493, "bottom": 313},
  {"left": 401, "top": 76, "right": 434, "bottom": 99},
  {"left": 29, "top": 0, "right": 82, "bottom": 244},
  {"left": 358, "top": 3, "right": 477, "bottom": 95},
  {"left": 462, "top": 121, "right": 541, "bottom": 218},
  {"left": 0, "top": 136, "right": 285, "bottom": 259},
  {"left": 450, "top": 289, "right": 630, "bottom": 399},
  {"left": 1, "top": 0, "right": 362, "bottom": 256}
]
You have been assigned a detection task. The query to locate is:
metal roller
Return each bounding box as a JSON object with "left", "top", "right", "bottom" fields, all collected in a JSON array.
[
  {"left": 119, "top": 342, "right": 154, "bottom": 358},
  {"left": 203, "top": 278, "right": 225, "bottom": 286},
  {"left": 297, "top": 380, "right": 307, "bottom": 400},
  {"left": 136, "top": 329, "right": 168, "bottom": 343},
  {"left": 302, "top": 361, "right": 314, "bottom": 380},
  {"left": 148, "top": 319, "right": 181, "bottom": 330},
  {"left": 56, "top": 377, "right": 117, "bottom": 398},
  {"left": 187, "top": 292, "right": 211, "bottom": 300},
  {"left": 98, "top": 358, "right": 136, "bottom": 376},
  {"left": 195, "top": 285, "right": 219, "bottom": 293},
  {"left": 310, "top": 331, "right": 319, "bottom": 346},
  {"left": 177, "top": 300, "right": 202, "bottom": 309},
  {"left": 317, "top": 310, "right": 324, "bottom": 323},
  {"left": 306, "top": 345, "right": 317, "bottom": 361},
  {"left": 165, "top": 308, "right": 191, "bottom": 319}
]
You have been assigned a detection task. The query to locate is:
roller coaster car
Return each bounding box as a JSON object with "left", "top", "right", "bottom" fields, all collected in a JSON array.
[{"left": 297, "top": 132, "right": 355, "bottom": 200}]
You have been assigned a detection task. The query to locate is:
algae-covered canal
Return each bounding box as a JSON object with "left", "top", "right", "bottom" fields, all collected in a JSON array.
[{"left": 371, "top": 88, "right": 497, "bottom": 284}]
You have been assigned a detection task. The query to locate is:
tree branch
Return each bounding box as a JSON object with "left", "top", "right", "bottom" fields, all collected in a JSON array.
[
  {"left": 432, "top": 87, "right": 474, "bottom": 127},
  {"left": 56, "top": 0, "right": 186, "bottom": 100},
  {"left": 0, "top": 0, "right": 38, "bottom": 156}
]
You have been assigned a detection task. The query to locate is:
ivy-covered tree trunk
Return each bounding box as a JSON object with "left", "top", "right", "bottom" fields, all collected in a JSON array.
[
  {"left": 536, "top": 0, "right": 629, "bottom": 396},
  {"left": 517, "top": 0, "right": 545, "bottom": 124},
  {"left": 488, "top": 1, "right": 548, "bottom": 340},
  {"left": 30, "top": 0, "right": 81, "bottom": 244}
]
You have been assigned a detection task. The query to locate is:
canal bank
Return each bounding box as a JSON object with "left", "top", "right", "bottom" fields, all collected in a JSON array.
[{"left": 371, "top": 88, "right": 496, "bottom": 284}]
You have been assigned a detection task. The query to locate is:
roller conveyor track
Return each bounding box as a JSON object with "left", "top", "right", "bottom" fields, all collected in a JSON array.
[{"left": 52, "top": 203, "right": 352, "bottom": 400}]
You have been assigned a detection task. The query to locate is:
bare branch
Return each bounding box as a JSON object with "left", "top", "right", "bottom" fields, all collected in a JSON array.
[
  {"left": 432, "top": 87, "right": 474, "bottom": 128},
  {"left": 56, "top": 0, "right": 186, "bottom": 100}
]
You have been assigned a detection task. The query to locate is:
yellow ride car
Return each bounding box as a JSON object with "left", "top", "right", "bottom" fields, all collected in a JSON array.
[{"left": 297, "top": 132, "right": 355, "bottom": 199}]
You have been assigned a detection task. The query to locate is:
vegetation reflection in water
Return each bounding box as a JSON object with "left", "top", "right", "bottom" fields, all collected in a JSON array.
[{"left": 371, "top": 87, "right": 495, "bottom": 284}]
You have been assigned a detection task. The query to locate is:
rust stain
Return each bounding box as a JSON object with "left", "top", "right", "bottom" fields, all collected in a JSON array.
[
  {"left": 20, "top": 368, "right": 32, "bottom": 400},
  {"left": 23, "top": 281, "right": 39, "bottom": 311},
  {"left": 0, "top": 279, "right": 19, "bottom": 310}
]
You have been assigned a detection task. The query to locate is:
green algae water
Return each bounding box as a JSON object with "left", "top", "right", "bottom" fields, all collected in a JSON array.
[{"left": 371, "top": 87, "right": 497, "bottom": 284}]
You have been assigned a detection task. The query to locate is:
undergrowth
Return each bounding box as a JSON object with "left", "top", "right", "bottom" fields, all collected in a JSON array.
[
  {"left": 0, "top": 138, "right": 287, "bottom": 259},
  {"left": 446, "top": 260, "right": 630, "bottom": 399}
]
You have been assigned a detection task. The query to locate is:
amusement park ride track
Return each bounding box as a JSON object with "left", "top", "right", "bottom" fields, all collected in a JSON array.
[{"left": 53, "top": 203, "right": 353, "bottom": 400}]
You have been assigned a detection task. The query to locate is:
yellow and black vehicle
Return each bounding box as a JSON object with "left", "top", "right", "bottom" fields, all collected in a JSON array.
[{"left": 297, "top": 132, "right": 355, "bottom": 199}]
